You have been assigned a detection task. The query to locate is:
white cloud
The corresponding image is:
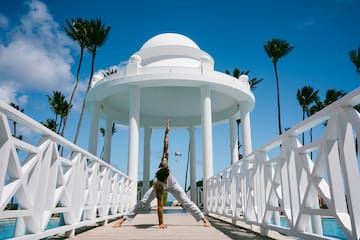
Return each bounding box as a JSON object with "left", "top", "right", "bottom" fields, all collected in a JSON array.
[
  {"left": 18, "top": 95, "right": 28, "bottom": 105},
  {"left": 0, "top": 14, "right": 9, "bottom": 29},
  {"left": 0, "top": 0, "right": 76, "bottom": 94},
  {"left": 0, "top": 84, "right": 28, "bottom": 107},
  {"left": 0, "top": 85, "right": 17, "bottom": 104}
]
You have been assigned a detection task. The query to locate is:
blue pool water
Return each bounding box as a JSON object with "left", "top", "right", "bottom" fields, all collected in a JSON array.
[
  {"left": 280, "top": 217, "right": 346, "bottom": 239},
  {"left": 0, "top": 218, "right": 60, "bottom": 240},
  {"left": 0, "top": 217, "right": 347, "bottom": 239}
]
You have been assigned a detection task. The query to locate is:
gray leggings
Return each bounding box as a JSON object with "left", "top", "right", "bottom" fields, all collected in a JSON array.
[{"left": 124, "top": 182, "right": 204, "bottom": 222}]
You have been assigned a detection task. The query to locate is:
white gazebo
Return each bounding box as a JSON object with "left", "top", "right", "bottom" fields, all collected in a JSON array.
[{"left": 85, "top": 33, "right": 255, "bottom": 205}]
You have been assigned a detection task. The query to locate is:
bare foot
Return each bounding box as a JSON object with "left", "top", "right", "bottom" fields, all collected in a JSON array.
[
  {"left": 112, "top": 218, "right": 126, "bottom": 228},
  {"left": 202, "top": 218, "right": 211, "bottom": 227}
]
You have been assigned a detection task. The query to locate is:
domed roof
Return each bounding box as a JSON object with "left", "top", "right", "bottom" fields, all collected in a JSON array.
[{"left": 140, "top": 33, "right": 200, "bottom": 50}]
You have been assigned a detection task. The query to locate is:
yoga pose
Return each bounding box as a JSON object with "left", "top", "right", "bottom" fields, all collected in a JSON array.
[{"left": 113, "top": 120, "right": 210, "bottom": 229}]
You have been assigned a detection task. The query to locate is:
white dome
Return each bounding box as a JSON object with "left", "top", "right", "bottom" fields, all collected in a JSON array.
[{"left": 141, "top": 33, "right": 200, "bottom": 50}]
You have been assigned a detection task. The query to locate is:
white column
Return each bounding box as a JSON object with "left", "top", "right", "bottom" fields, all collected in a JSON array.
[
  {"left": 103, "top": 118, "right": 113, "bottom": 163},
  {"left": 88, "top": 102, "right": 100, "bottom": 156},
  {"left": 128, "top": 86, "right": 140, "bottom": 204},
  {"left": 229, "top": 115, "right": 238, "bottom": 165},
  {"left": 240, "top": 105, "right": 253, "bottom": 156},
  {"left": 189, "top": 126, "right": 197, "bottom": 202},
  {"left": 201, "top": 85, "right": 213, "bottom": 212},
  {"left": 143, "top": 126, "right": 151, "bottom": 192}
]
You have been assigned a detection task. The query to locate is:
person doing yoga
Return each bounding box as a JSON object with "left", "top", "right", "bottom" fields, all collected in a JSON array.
[{"left": 113, "top": 119, "right": 210, "bottom": 229}]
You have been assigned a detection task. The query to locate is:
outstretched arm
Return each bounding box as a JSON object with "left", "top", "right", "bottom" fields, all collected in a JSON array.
[{"left": 159, "top": 119, "right": 170, "bottom": 168}]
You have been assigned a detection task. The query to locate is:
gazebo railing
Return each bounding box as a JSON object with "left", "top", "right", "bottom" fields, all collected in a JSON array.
[
  {"left": 0, "top": 101, "right": 133, "bottom": 239},
  {"left": 206, "top": 87, "right": 360, "bottom": 239}
]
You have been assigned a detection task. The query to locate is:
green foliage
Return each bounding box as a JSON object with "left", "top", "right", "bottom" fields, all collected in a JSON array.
[
  {"left": 225, "top": 68, "right": 263, "bottom": 90},
  {"left": 354, "top": 104, "right": 360, "bottom": 112},
  {"left": 264, "top": 38, "right": 295, "bottom": 64},
  {"left": 46, "top": 91, "right": 71, "bottom": 134},
  {"left": 349, "top": 48, "right": 360, "bottom": 73},
  {"left": 85, "top": 18, "right": 111, "bottom": 56},
  {"left": 99, "top": 123, "right": 117, "bottom": 137},
  {"left": 162, "top": 192, "right": 168, "bottom": 206},
  {"left": 102, "top": 68, "right": 117, "bottom": 77},
  {"left": 42, "top": 118, "right": 57, "bottom": 132},
  {"left": 5, "top": 203, "right": 18, "bottom": 210},
  {"left": 324, "top": 89, "right": 346, "bottom": 106},
  {"left": 296, "top": 86, "right": 319, "bottom": 118},
  {"left": 64, "top": 18, "right": 88, "bottom": 49}
]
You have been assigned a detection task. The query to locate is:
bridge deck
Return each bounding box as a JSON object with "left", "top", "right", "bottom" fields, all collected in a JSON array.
[{"left": 64, "top": 212, "right": 288, "bottom": 240}]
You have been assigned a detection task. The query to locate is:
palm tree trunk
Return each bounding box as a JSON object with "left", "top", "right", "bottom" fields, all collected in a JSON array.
[
  {"left": 74, "top": 53, "right": 96, "bottom": 144},
  {"left": 13, "top": 121, "right": 17, "bottom": 138},
  {"left": 100, "top": 146, "right": 104, "bottom": 159},
  {"left": 302, "top": 110, "right": 305, "bottom": 145},
  {"left": 273, "top": 62, "right": 282, "bottom": 135},
  {"left": 61, "top": 48, "right": 84, "bottom": 137},
  {"left": 57, "top": 117, "right": 63, "bottom": 134}
]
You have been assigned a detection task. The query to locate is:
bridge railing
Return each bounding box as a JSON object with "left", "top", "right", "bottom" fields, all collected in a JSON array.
[
  {"left": 0, "top": 101, "right": 133, "bottom": 239},
  {"left": 206, "top": 87, "right": 360, "bottom": 240}
]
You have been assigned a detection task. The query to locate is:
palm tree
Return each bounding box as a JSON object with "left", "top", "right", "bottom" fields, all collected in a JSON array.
[
  {"left": 102, "top": 67, "right": 117, "bottom": 77},
  {"left": 309, "top": 97, "right": 324, "bottom": 116},
  {"left": 61, "top": 18, "right": 88, "bottom": 137},
  {"left": 42, "top": 118, "right": 57, "bottom": 132},
  {"left": 323, "top": 89, "right": 346, "bottom": 107},
  {"left": 47, "top": 91, "right": 71, "bottom": 134},
  {"left": 74, "top": 18, "right": 111, "bottom": 144},
  {"left": 47, "top": 91, "right": 63, "bottom": 125},
  {"left": 57, "top": 98, "right": 71, "bottom": 134},
  {"left": 249, "top": 77, "right": 264, "bottom": 90},
  {"left": 264, "top": 38, "right": 294, "bottom": 135},
  {"left": 296, "top": 86, "right": 319, "bottom": 144},
  {"left": 349, "top": 48, "right": 360, "bottom": 73},
  {"left": 225, "top": 68, "right": 248, "bottom": 78},
  {"left": 225, "top": 68, "right": 263, "bottom": 90}
]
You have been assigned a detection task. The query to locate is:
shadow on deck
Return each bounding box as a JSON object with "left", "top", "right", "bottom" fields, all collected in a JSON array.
[{"left": 48, "top": 210, "right": 288, "bottom": 240}]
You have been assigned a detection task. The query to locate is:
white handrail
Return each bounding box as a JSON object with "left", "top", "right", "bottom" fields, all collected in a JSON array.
[
  {"left": 0, "top": 101, "right": 134, "bottom": 239},
  {"left": 206, "top": 87, "right": 360, "bottom": 240}
]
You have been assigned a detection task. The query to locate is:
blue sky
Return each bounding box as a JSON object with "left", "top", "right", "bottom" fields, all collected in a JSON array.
[{"left": 0, "top": 0, "right": 359, "bottom": 190}]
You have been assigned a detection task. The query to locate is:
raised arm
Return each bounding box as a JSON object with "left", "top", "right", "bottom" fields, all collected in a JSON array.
[
  {"left": 154, "top": 119, "right": 170, "bottom": 229},
  {"left": 158, "top": 119, "right": 170, "bottom": 168}
]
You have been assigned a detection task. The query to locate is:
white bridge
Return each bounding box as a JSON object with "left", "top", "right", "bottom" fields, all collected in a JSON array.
[{"left": 1, "top": 87, "right": 360, "bottom": 239}]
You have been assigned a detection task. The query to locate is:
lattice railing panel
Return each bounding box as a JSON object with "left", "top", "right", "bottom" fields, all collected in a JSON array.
[
  {"left": 207, "top": 87, "right": 360, "bottom": 239},
  {"left": 0, "top": 102, "right": 133, "bottom": 239}
]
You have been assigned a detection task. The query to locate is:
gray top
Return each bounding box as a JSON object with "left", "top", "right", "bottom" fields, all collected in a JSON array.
[{"left": 153, "top": 173, "right": 177, "bottom": 191}]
